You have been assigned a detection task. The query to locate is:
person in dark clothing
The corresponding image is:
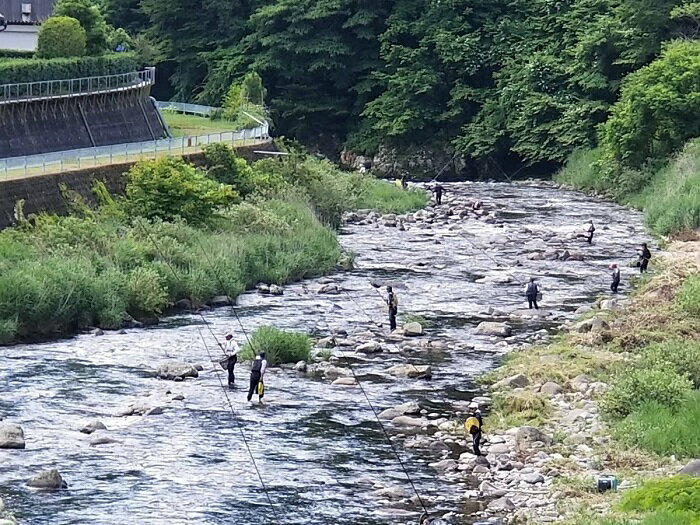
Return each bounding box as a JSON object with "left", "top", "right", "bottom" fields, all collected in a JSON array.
[
  {"left": 610, "top": 264, "right": 621, "bottom": 293},
  {"left": 639, "top": 243, "right": 652, "bottom": 273},
  {"left": 247, "top": 352, "right": 267, "bottom": 403},
  {"left": 465, "top": 402, "right": 483, "bottom": 456},
  {"left": 525, "top": 277, "right": 539, "bottom": 310},
  {"left": 433, "top": 184, "right": 445, "bottom": 205},
  {"left": 400, "top": 173, "right": 408, "bottom": 190},
  {"left": 386, "top": 286, "right": 399, "bottom": 331},
  {"left": 586, "top": 220, "right": 596, "bottom": 244}
]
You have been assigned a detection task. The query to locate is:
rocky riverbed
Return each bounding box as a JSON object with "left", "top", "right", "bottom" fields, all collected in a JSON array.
[{"left": 0, "top": 181, "right": 654, "bottom": 524}]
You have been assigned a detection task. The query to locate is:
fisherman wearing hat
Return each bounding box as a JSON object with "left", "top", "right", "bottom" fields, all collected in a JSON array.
[
  {"left": 222, "top": 332, "right": 240, "bottom": 387},
  {"left": 609, "top": 263, "right": 621, "bottom": 294},
  {"left": 247, "top": 352, "right": 267, "bottom": 404},
  {"left": 464, "top": 402, "right": 483, "bottom": 456}
]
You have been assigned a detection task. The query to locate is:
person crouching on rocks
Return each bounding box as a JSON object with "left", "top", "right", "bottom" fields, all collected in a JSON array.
[
  {"left": 609, "top": 263, "right": 621, "bottom": 294},
  {"left": 247, "top": 352, "right": 267, "bottom": 404},
  {"left": 465, "top": 402, "right": 483, "bottom": 456},
  {"left": 222, "top": 332, "right": 241, "bottom": 387}
]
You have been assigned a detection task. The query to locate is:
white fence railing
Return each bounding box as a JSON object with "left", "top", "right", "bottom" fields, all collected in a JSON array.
[
  {"left": 0, "top": 122, "right": 270, "bottom": 179},
  {"left": 156, "top": 101, "right": 216, "bottom": 117},
  {"left": 0, "top": 68, "right": 156, "bottom": 104}
]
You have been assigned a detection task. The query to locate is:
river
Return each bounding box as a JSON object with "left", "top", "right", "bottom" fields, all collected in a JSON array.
[{"left": 0, "top": 181, "right": 652, "bottom": 525}]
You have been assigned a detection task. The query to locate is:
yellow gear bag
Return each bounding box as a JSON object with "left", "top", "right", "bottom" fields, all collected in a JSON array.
[
  {"left": 464, "top": 416, "right": 480, "bottom": 433},
  {"left": 257, "top": 381, "right": 265, "bottom": 397}
]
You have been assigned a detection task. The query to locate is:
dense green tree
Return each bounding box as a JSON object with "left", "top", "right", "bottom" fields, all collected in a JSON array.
[
  {"left": 601, "top": 40, "right": 700, "bottom": 167},
  {"left": 54, "top": 0, "right": 109, "bottom": 55},
  {"left": 36, "top": 16, "right": 87, "bottom": 58}
]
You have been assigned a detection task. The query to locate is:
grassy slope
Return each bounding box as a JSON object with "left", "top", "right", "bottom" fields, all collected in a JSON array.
[
  {"left": 162, "top": 112, "right": 237, "bottom": 137},
  {"left": 556, "top": 140, "right": 700, "bottom": 236}
]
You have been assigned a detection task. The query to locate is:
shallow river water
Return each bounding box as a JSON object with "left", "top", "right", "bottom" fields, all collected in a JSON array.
[{"left": 0, "top": 182, "right": 652, "bottom": 525}]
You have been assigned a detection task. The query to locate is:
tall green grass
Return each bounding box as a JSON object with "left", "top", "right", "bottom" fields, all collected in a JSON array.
[
  {"left": 676, "top": 274, "right": 700, "bottom": 317},
  {"left": 556, "top": 139, "right": 700, "bottom": 235},
  {"left": 567, "top": 510, "right": 700, "bottom": 525},
  {"left": 239, "top": 326, "right": 312, "bottom": 365},
  {"left": 613, "top": 393, "right": 700, "bottom": 457}
]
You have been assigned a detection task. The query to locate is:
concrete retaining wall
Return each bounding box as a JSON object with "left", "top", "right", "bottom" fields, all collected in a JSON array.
[{"left": 0, "top": 141, "right": 277, "bottom": 229}]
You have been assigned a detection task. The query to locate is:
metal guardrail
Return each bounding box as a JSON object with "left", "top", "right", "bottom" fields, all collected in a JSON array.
[
  {"left": 156, "top": 101, "right": 217, "bottom": 117},
  {"left": 0, "top": 68, "right": 156, "bottom": 104},
  {"left": 0, "top": 121, "right": 271, "bottom": 179}
]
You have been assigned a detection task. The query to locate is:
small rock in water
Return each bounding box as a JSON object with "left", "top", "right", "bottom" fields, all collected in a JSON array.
[
  {"left": 269, "top": 284, "right": 284, "bottom": 295},
  {"left": 92, "top": 328, "right": 104, "bottom": 337},
  {"left": 356, "top": 341, "right": 382, "bottom": 353},
  {"left": 391, "top": 416, "right": 425, "bottom": 427},
  {"left": 386, "top": 364, "right": 432, "bottom": 379},
  {"left": 88, "top": 432, "right": 120, "bottom": 446},
  {"left": 80, "top": 420, "right": 107, "bottom": 435},
  {"left": 293, "top": 361, "right": 307, "bottom": 373},
  {"left": 208, "top": 295, "right": 232, "bottom": 307},
  {"left": 403, "top": 322, "right": 424, "bottom": 336},
  {"left": 156, "top": 361, "right": 199, "bottom": 381},
  {"left": 332, "top": 377, "right": 357, "bottom": 386},
  {"left": 0, "top": 424, "right": 25, "bottom": 449},
  {"left": 317, "top": 284, "right": 341, "bottom": 295},
  {"left": 27, "top": 469, "right": 68, "bottom": 490}
]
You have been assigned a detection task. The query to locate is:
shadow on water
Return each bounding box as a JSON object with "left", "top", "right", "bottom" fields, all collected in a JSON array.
[{"left": 0, "top": 182, "right": 654, "bottom": 525}]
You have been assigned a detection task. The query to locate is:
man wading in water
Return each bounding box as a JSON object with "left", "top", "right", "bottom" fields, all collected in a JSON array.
[
  {"left": 222, "top": 332, "right": 240, "bottom": 387},
  {"left": 610, "top": 264, "right": 621, "bottom": 293},
  {"left": 247, "top": 352, "right": 267, "bottom": 404},
  {"left": 465, "top": 402, "right": 483, "bottom": 456},
  {"left": 386, "top": 286, "right": 399, "bottom": 331},
  {"left": 586, "top": 220, "right": 596, "bottom": 244},
  {"left": 432, "top": 183, "right": 445, "bottom": 205},
  {"left": 524, "top": 277, "right": 540, "bottom": 310}
]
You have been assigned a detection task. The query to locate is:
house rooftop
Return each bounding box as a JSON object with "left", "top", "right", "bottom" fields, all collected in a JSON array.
[{"left": 0, "top": 0, "right": 56, "bottom": 24}]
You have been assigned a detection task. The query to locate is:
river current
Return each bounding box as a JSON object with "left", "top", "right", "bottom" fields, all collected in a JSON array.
[{"left": 0, "top": 182, "right": 652, "bottom": 525}]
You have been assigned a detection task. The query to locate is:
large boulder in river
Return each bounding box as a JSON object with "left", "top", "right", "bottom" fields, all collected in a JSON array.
[
  {"left": 403, "top": 322, "right": 424, "bottom": 336},
  {"left": 386, "top": 364, "right": 432, "bottom": 379},
  {"left": 156, "top": 361, "right": 199, "bottom": 381},
  {"left": 475, "top": 322, "right": 512, "bottom": 337},
  {"left": 356, "top": 341, "right": 382, "bottom": 354},
  {"left": 0, "top": 424, "right": 25, "bottom": 449},
  {"left": 27, "top": 469, "right": 68, "bottom": 490}
]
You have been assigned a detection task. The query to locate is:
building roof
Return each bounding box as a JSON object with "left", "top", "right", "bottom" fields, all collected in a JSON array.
[{"left": 0, "top": 0, "right": 56, "bottom": 24}]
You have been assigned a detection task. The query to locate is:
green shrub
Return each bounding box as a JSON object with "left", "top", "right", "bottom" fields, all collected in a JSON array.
[
  {"left": 202, "top": 143, "right": 256, "bottom": 196},
  {"left": 0, "top": 54, "right": 138, "bottom": 84},
  {"left": 222, "top": 84, "right": 242, "bottom": 120},
  {"left": 125, "top": 266, "right": 168, "bottom": 316},
  {"left": 37, "top": 17, "right": 86, "bottom": 59},
  {"left": 613, "top": 393, "right": 700, "bottom": 457},
  {"left": 676, "top": 274, "right": 700, "bottom": 317},
  {"left": 639, "top": 339, "right": 700, "bottom": 387},
  {"left": 239, "top": 326, "right": 311, "bottom": 366},
  {"left": 601, "top": 368, "right": 692, "bottom": 419},
  {"left": 54, "top": 0, "right": 108, "bottom": 55},
  {"left": 620, "top": 476, "right": 700, "bottom": 515},
  {"left": 566, "top": 510, "right": 700, "bottom": 525},
  {"left": 124, "top": 158, "right": 239, "bottom": 225}
]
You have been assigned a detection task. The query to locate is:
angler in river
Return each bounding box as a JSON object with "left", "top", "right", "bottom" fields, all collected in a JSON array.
[
  {"left": 524, "top": 277, "right": 540, "bottom": 310},
  {"left": 639, "top": 242, "right": 652, "bottom": 273},
  {"left": 464, "top": 402, "right": 483, "bottom": 456},
  {"left": 221, "top": 332, "right": 240, "bottom": 387},
  {"left": 586, "top": 220, "right": 596, "bottom": 244},
  {"left": 386, "top": 286, "right": 399, "bottom": 331},
  {"left": 432, "top": 184, "right": 445, "bottom": 205},
  {"left": 610, "top": 264, "right": 621, "bottom": 293},
  {"left": 247, "top": 352, "right": 267, "bottom": 403}
]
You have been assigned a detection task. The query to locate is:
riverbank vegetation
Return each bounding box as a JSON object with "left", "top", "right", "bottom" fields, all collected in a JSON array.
[
  {"left": 483, "top": 242, "right": 700, "bottom": 523},
  {"left": 0, "top": 147, "right": 426, "bottom": 344}
]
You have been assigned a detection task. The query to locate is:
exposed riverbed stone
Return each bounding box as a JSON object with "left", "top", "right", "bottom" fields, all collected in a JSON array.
[
  {"left": 679, "top": 459, "right": 700, "bottom": 477},
  {"left": 27, "top": 469, "right": 67, "bottom": 490},
  {"left": 80, "top": 420, "right": 107, "bottom": 434},
  {"left": 208, "top": 295, "right": 232, "bottom": 307},
  {"left": 539, "top": 382, "right": 563, "bottom": 397},
  {"left": 357, "top": 341, "right": 382, "bottom": 353},
  {"left": 492, "top": 373, "right": 529, "bottom": 390},
  {"left": 0, "top": 424, "right": 25, "bottom": 449},
  {"left": 403, "top": 322, "right": 424, "bottom": 336},
  {"left": 391, "top": 416, "right": 425, "bottom": 427},
  {"left": 156, "top": 361, "right": 199, "bottom": 381},
  {"left": 332, "top": 377, "right": 357, "bottom": 386},
  {"left": 89, "top": 432, "right": 120, "bottom": 446},
  {"left": 475, "top": 322, "right": 512, "bottom": 337},
  {"left": 386, "top": 364, "right": 432, "bottom": 379}
]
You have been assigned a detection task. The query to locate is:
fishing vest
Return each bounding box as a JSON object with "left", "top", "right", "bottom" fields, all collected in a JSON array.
[
  {"left": 251, "top": 358, "right": 263, "bottom": 372},
  {"left": 526, "top": 282, "right": 538, "bottom": 296}
]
